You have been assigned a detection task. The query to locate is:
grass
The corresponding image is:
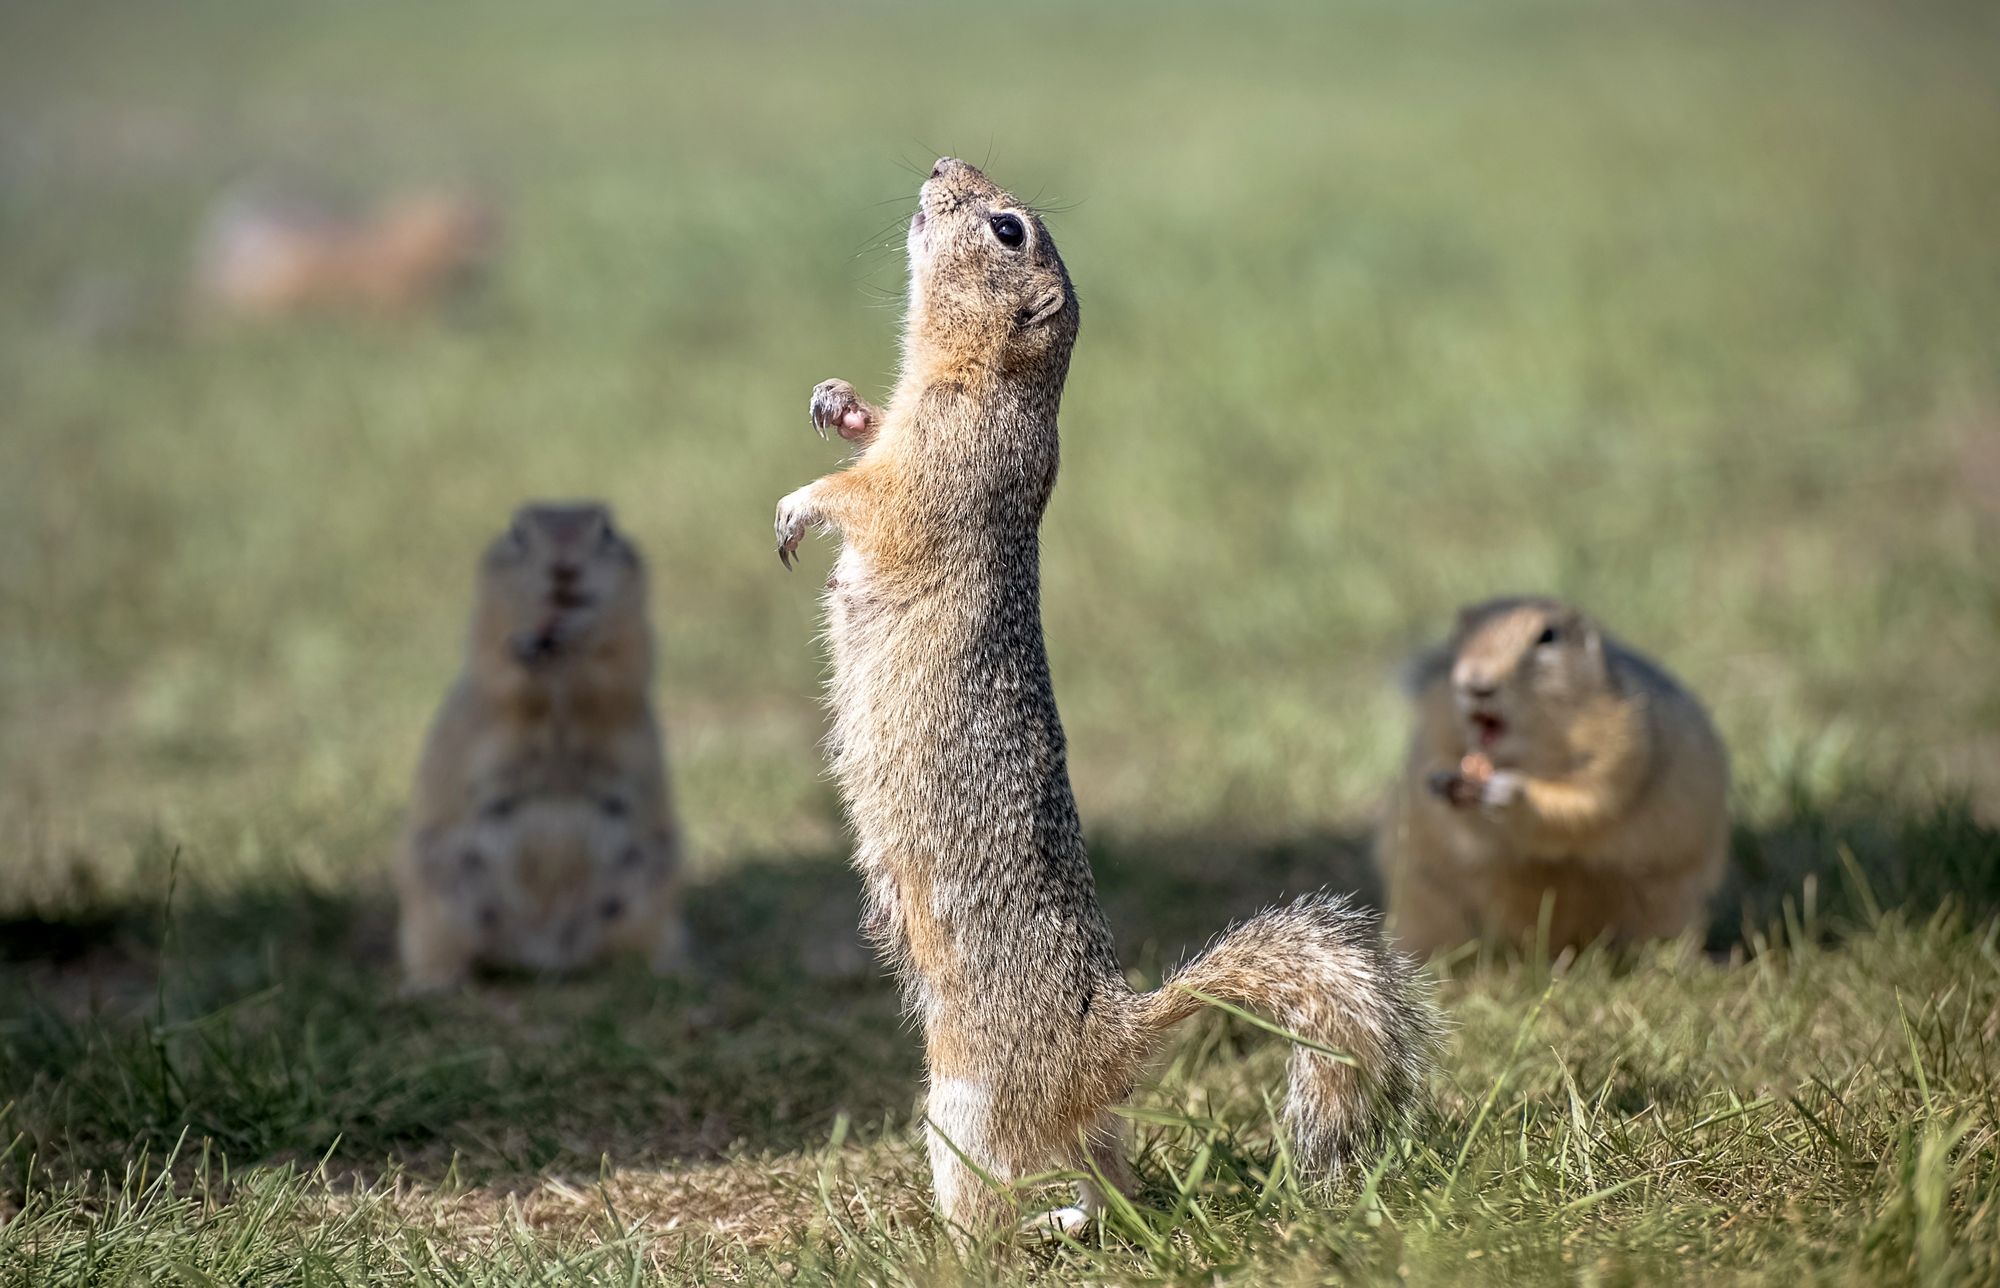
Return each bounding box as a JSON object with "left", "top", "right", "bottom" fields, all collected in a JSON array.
[{"left": 2, "top": 0, "right": 1998, "bottom": 1281}]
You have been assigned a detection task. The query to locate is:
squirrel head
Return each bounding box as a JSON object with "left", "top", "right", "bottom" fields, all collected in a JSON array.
[
  {"left": 904, "top": 158, "right": 1078, "bottom": 384},
  {"left": 1444, "top": 596, "right": 1611, "bottom": 764},
  {"left": 476, "top": 502, "right": 647, "bottom": 670}
]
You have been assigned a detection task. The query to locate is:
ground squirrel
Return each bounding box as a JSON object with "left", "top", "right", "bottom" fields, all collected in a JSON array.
[
  {"left": 774, "top": 159, "right": 1439, "bottom": 1238},
  {"left": 194, "top": 188, "right": 498, "bottom": 319},
  {"left": 396, "top": 503, "right": 686, "bottom": 989},
  {"left": 1376, "top": 596, "right": 1730, "bottom": 960}
]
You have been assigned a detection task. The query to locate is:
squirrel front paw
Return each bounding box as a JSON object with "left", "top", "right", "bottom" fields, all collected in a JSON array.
[
  {"left": 775, "top": 485, "right": 822, "bottom": 570},
  {"left": 508, "top": 608, "right": 587, "bottom": 666},
  {"left": 809, "top": 378, "right": 879, "bottom": 445},
  {"left": 1427, "top": 754, "right": 1524, "bottom": 812}
]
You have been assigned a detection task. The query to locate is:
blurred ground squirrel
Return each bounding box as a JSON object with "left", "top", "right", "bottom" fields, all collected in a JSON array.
[
  {"left": 774, "top": 159, "right": 1439, "bottom": 1238},
  {"left": 396, "top": 503, "right": 686, "bottom": 990},
  {"left": 194, "top": 187, "right": 498, "bottom": 319},
  {"left": 1377, "top": 596, "right": 1729, "bottom": 959}
]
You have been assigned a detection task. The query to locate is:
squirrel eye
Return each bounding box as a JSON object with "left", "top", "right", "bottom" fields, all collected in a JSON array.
[
  {"left": 989, "top": 213, "right": 1026, "bottom": 248},
  {"left": 1536, "top": 625, "right": 1559, "bottom": 646}
]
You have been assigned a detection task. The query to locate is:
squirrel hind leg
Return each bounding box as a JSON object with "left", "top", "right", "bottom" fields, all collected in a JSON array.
[
  {"left": 1386, "top": 875, "right": 1478, "bottom": 963},
  {"left": 926, "top": 1075, "right": 1112, "bottom": 1240},
  {"left": 925, "top": 1076, "right": 1016, "bottom": 1239},
  {"left": 645, "top": 911, "right": 692, "bottom": 976},
  {"left": 397, "top": 899, "right": 476, "bottom": 994},
  {"left": 1019, "top": 1111, "right": 1135, "bottom": 1242}
]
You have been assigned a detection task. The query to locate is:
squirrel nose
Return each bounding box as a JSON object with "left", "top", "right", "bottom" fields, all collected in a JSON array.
[
  {"left": 931, "top": 157, "right": 957, "bottom": 179},
  {"left": 550, "top": 561, "right": 581, "bottom": 584},
  {"left": 1466, "top": 682, "right": 1498, "bottom": 701}
]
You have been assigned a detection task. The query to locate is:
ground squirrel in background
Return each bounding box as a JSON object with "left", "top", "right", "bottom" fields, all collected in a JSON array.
[
  {"left": 774, "top": 159, "right": 1439, "bottom": 1239},
  {"left": 193, "top": 187, "right": 498, "bottom": 320},
  {"left": 1377, "top": 596, "right": 1730, "bottom": 960},
  {"left": 396, "top": 503, "right": 686, "bottom": 990}
]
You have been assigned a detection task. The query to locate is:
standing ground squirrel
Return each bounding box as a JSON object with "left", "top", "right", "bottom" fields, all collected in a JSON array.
[
  {"left": 396, "top": 503, "right": 686, "bottom": 990},
  {"left": 774, "top": 159, "right": 1439, "bottom": 1238},
  {"left": 1376, "top": 596, "right": 1730, "bottom": 960},
  {"left": 194, "top": 188, "right": 498, "bottom": 320}
]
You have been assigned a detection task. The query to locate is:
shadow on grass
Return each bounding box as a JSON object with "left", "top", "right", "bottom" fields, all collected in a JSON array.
[
  {"left": 1, "top": 795, "right": 1993, "bottom": 1199},
  {"left": 0, "top": 854, "right": 913, "bottom": 1194}
]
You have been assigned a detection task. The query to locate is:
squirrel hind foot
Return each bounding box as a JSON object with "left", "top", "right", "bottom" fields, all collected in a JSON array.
[{"left": 1017, "top": 1204, "right": 1092, "bottom": 1243}]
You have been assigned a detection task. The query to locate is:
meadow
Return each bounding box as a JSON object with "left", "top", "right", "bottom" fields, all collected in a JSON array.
[{"left": 2, "top": 0, "right": 1998, "bottom": 1281}]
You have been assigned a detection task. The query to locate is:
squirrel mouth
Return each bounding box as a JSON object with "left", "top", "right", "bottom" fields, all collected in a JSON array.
[
  {"left": 513, "top": 620, "right": 564, "bottom": 665},
  {"left": 911, "top": 206, "right": 927, "bottom": 233},
  {"left": 1470, "top": 713, "right": 1506, "bottom": 747}
]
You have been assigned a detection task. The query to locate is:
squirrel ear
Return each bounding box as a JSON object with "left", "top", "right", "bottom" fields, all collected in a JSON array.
[
  {"left": 1402, "top": 640, "right": 1454, "bottom": 696},
  {"left": 1578, "top": 619, "right": 1605, "bottom": 663}
]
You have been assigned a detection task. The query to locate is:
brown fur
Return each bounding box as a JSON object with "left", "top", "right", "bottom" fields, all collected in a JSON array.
[
  {"left": 1376, "top": 596, "right": 1731, "bottom": 959},
  {"left": 775, "top": 160, "right": 1439, "bottom": 1238},
  {"left": 396, "top": 503, "right": 686, "bottom": 990},
  {"left": 194, "top": 189, "right": 498, "bottom": 319}
]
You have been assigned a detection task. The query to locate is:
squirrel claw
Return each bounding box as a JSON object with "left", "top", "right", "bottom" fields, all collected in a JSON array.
[
  {"left": 775, "top": 486, "right": 816, "bottom": 571},
  {"left": 809, "top": 378, "right": 878, "bottom": 445},
  {"left": 1428, "top": 770, "right": 1481, "bottom": 809},
  {"left": 1430, "top": 767, "right": 1521, "bottom": 811}
]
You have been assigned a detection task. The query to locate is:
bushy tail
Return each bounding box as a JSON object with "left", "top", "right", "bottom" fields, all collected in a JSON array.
[{"left": 1133, "top": 892, "right": 1442, "bottom": 1175}]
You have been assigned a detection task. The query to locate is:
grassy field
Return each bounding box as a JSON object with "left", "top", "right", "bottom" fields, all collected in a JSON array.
[{"left": 4, "top": 0, "right": 1999, "bottom": 1281}]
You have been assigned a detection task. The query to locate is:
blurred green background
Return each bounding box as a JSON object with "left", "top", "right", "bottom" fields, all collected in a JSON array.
[{"left": 2, "top": 0, "right": 1996, "bottom": 910}]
